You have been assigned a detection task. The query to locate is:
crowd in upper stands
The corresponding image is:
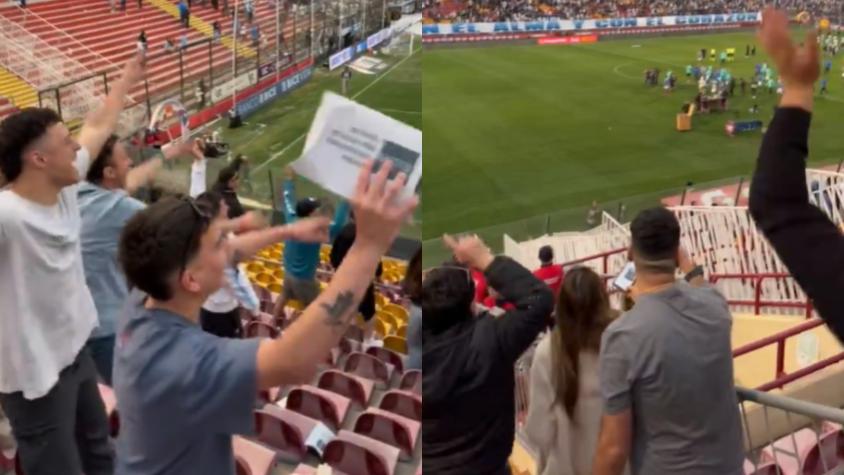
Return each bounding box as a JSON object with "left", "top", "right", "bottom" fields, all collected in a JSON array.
[{"left": 424, "top": 0, "right": 841, "bottom": 23}]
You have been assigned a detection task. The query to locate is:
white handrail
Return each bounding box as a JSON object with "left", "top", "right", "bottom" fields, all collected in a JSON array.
[{"left": 9, "top": 4, "right": 117, "bottom": 72}]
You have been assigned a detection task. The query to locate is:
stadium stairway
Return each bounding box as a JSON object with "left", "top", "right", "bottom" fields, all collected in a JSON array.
[
  {"left": 0, "top": 67, "right": 36, "bottom": 119},
  {"left": 147, "top": 0, "right": 256, "bottom": 58},
  {"left": 0, "top": 0, "right": 238, "bottom": 104},
  {"left": 159, "top": 0, "right": 315, "bottom": 63}
]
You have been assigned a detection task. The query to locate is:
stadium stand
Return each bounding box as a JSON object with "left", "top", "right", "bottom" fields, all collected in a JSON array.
[{"left": 423, "top": 0, "right": 840, "bottom": 23}]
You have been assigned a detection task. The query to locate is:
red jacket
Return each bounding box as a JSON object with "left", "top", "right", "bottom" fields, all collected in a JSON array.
[{"left": 533, "top": 264, "right": 564, "bottom": 295}]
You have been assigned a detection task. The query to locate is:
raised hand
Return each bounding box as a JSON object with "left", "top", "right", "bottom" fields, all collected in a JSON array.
[
  {"left": 121, "top": 53, "right": 147, "bottom": 87},
  {"left": 352, "top": 160, "right": 419, "bottom": 255},
  {"left": 758, "top": 7, "right": 819, "bottom": 89},
  {"left": 443, "top": 234, "right": 494, "bottom": 271}
]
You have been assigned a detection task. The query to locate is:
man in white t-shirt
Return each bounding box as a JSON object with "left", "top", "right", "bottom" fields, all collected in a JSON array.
[{"left": 0, "top": 55, "right": 145, "bottom": 475}]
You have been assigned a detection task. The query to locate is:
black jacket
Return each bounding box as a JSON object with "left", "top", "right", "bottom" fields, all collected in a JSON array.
[
  {"left": 749, "top": 107, "right": 844, "bottom": 342},
  {"left": 422, "top": 257, "right": 554, "bottom": 475},
  {"left": 329, "top": 223, "right": 382, "bottom": 320}
]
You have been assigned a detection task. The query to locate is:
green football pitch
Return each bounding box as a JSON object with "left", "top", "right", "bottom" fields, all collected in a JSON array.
[
  {"left": 422, "top": 30, "right": 844, "bottom": 259},
  {"left": 188, "top": 46, "right": 421, "bottom": 238}
]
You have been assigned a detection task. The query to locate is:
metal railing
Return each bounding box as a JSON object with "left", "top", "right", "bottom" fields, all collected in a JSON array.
[
  {"left": 0, "top": 14, "right": 97, "bottom": 115},
  {"left": 710, "top": 273, "right": 813, "bottom": 319},
  {"left": 8, "top": 3, "right": 116, "bottom": 72},
  {"left": 739, "top": 386, "right": 844, "bottom": 474}
]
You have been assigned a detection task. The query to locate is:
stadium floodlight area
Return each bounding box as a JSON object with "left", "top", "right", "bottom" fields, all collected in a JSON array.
[{"left": 503, "top": 168, "right": 844, "bottom": 316}]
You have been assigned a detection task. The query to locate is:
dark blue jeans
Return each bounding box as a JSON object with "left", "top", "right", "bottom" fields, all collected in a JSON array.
[{"left": 85, "top": 336, "right": 115, "bottom": 386}]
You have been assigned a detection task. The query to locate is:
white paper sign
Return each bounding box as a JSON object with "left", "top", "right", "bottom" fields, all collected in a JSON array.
[
  {"left": 304, "top": 422, "right": 336, "bottom": 457},
  {"left": 293, "top": 92, "right": 422, "bottom": 200}
]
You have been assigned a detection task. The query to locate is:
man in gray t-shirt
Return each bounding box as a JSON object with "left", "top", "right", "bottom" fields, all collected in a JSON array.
[{"left": 593, "top": 207, "right": 743, "bottom": 475}]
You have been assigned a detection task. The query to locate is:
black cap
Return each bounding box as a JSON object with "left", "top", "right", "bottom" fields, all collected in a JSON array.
[{"left": 296, "top": 197, "right": 321, "bottom": 218}]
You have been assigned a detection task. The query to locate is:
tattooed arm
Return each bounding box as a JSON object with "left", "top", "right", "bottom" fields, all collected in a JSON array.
[{"left": 255, "top": 243, "right": 382, "bottom": 388}]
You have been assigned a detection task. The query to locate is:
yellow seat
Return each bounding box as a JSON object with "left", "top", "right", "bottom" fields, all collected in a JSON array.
[
  {"left": 374, "top": 319, "right": 390, "bottom": 338},
  {"left": 377, "top": 312, "right": 399, "bottom": 331},
  {"left": 384, "top": 335, "right": 408, "bottom": 354},
  {"left": 246, "top": 262, "right": 264, "bottom": 273},
  {"left": 256, "top": 273, "right": 273, "bottom": 284},
  {"left": 384, "top": 304, "right": 409, "bottom": 323},
  {"left": 375, "top": 293, "right": 388, "bottom": 308},
  {"left": 268, "top": 283, "right": 282, "bottom": 294},
  {"left": 286, "top": 300, "right": 304, "bottom": 312},
  {"left": 396, "top": 324, "right": 407, "bottom": 338},
  {"left": 273, "top": 269, "right": 284, "bottom": 280}
]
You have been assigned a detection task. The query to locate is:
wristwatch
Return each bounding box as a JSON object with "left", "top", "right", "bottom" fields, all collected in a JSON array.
[{"left": 684, "top": 265, "right": 705, "bottom": 282}]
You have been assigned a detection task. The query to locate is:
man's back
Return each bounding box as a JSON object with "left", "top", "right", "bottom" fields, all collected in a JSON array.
[{"left": 600, "top": 282, "right": 743, "bottom": 475}]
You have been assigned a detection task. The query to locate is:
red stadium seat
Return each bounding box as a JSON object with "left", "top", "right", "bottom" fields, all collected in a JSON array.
[
  {"left": 291, "top": 464, "right": 318, "bottom": 474},
  {"left": 743, "top": 458, "right": 782, "bottom": 475},
  {"left": 253, "top": 409, "right": 309, "bottom": 463},
  {"left": 317, "top": 369, "right": 375, "bottom": 409},
  {"left": 258, "top": 386, "right": 282, "bottom": 405},
  {"left": 323, "top": 430, "right": 399, "bottom": 475},
  {"left": 399, "top": 370, "right": 422, "bottom": 395},
  {"left": 366, "top": 347, "right": 405, "bottom": 375},
  {"left": 232, "top": 436, "right": 276, "bottom": 475},
  {"left": 379, "top": 390, "right": 422, "bottom": 422},
  {"left": 344, "top": 352, "right": 391, "bottom": 388},
  {"left": 353, "top": 407, "right": 420, "bottom": 461},
  {"left": 235, "top": 455, "right": 250, "bottom": 475},
  {"left": 761, "top": 427, "right": 838, "bottom": 475},
  {"left": 286, "top": 386, "right": 351, "bottom": 431}
]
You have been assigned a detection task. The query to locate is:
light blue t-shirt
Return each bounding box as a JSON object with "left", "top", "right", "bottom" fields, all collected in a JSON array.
[
  {"left": 78, "top": 182, "right": 146, "bottom": 338},
  {"left": 114, "top": 291, "right": 261, "bottom": 475}
]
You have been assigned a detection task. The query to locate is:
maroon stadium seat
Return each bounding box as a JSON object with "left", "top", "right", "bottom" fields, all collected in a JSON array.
[
  {"left": 353, "top": 407, "right": 420, "bottom": 461},
  {"left": 344, "top": 352, "right": 391, "bottom": 388},
  {"left": 286, "top": 386, "right": 351, "bottom": 431},
  {"left": 323, "top": 430, "right": 399, "bottom": 475},
  {"left": 379, "top": 390, "right": 422, "bottom": 422},
  {"left": 317, "top": 369, "right": 375, "bottom": 408}
]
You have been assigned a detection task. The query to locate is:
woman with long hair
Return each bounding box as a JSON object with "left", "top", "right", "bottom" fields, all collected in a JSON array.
[{"left": 524, "top": 266, "right": 624, "bottom": 475}]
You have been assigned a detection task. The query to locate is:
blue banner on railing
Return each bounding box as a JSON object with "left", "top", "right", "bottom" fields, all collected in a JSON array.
[
  {"left": 422, "top": 12, "right": 760, "bottom": 35},
  {"left": 258, "top": 62, "right": 276, "bottom": 79},
  {"left": 236, "top": 67, "right": 314, "bottom": 118},
  {"left": 329, "top": 26, "right": 394, "bottom": 70}
]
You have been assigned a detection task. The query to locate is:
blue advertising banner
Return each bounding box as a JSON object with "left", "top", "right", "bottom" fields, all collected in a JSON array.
[
  {"left": 422, "top": 12, "right": 760, "bottom": 35},
  {"left": 329, "top": 26, "right": 395, "bottom": 70},
  {"left": 236, "top": 67, "right": 314, "bottom": 118}
]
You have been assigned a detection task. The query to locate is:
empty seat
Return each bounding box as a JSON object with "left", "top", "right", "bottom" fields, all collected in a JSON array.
[
  {"left": 245, "top": 321, "right": 279, "bottom": 338},
  {"left": 353, "top": 407, "right": 421, "bottom": 461},
  {"left": 98, "top": 383, "right": 120, "bottom": 437},
  {"left": 286, "top": 386, "right": 351, "bottom": 431},
  {"left": 291, "top": 464, "right": 318, "bottom": 475},
  {"left": 366, "top": 347, "right": 404, "bottom": 375},
  {"left": 383, "top": 336, "right": 408, "bottom": 355},
  {"left": 235, "top": 455, "right": 250, "bottom": 475},
  {"left": 258, "top": 386, "right": 282, "bottom": 405},
  {"left": 254, "top": 409, "right": 309, "bottom": 463},
  {"left": 260, "top": 404, "right": 336, "bottom": 457},
  {"left": 379, "top": 390, "right": 422, "bottom": 422},
  {"left": 345, "top": 352, "right": 392, "bottom": 387},
  {"left": 232, "top": 436, "right": 276, "bottom": 475},
  {"left": 323, "top": 430, "right": 400, "bottom": 475},
  {"left": 761, "top": 427, "right": 838, "bottom": 475},
  {"left": 317, "top": 369, "right": 375, "bottom": 408},
  {"left": 743, "top": 458, "right": 782, "bottom": 475},
  {"left": 399, "top": 370, "right": 422, "bottom": 395}
]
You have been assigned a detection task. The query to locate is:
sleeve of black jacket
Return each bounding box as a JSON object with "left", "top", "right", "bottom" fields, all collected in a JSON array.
[
  {"left": 749, "top": 107, "right": 844, "bottom": 342},
  {"left": 484, "top": 256, "right": 555, "bottom": 363}
]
